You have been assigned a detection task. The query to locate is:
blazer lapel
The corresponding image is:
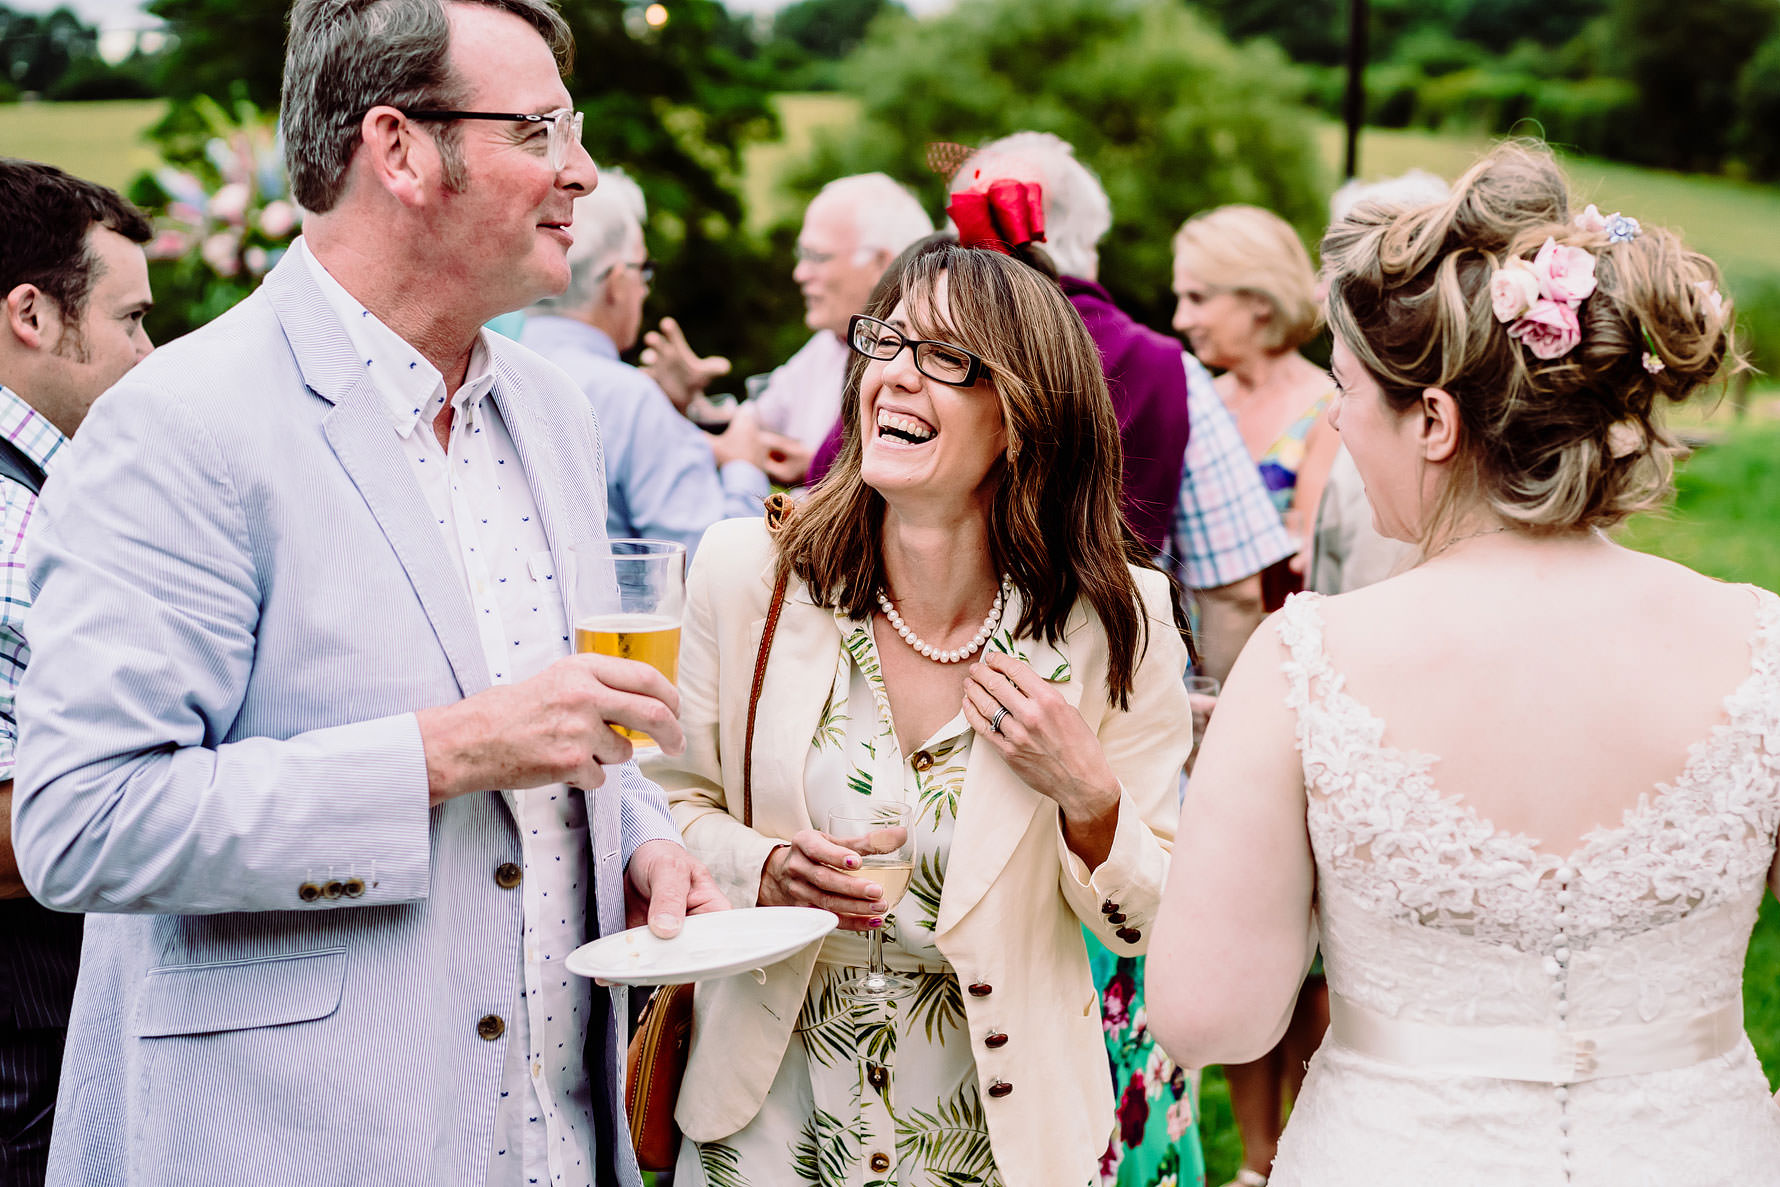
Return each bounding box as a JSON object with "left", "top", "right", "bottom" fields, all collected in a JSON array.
[
  {"left": 936, "top": 600, "right": 1088, "bottom": 936},
  {"left": 265, "top": 249, "right": 490, "bottom": 700}
]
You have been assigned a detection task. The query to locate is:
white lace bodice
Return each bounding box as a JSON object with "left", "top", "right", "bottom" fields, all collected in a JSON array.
[{"left": 1268, "top": 588, "right": 1780, "bottom": 1186}]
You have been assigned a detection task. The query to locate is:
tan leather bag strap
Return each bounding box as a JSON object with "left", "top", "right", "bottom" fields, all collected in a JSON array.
[{"left": 742, "top": 567, "right": 790, "bottom": 829}]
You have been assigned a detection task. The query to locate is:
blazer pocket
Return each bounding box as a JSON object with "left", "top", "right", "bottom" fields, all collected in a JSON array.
[{"left": 130, "top": 947, "right": 347, "bottom": 1037}]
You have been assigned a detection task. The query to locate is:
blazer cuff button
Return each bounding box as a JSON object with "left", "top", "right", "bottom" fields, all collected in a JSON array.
[
  {"left": 298, "top": 882, "right": 323, "bottom": 903},
  {"left": 1115, "top": 927, "right": 1142, "bottom": 943}
]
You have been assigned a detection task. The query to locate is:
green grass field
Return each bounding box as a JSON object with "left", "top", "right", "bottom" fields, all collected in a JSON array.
[
  {"left": 1320, "top": 124, "right": 1780, "bottom": 280},
  {"left": 0, "top": 99, "right": 165, "bottom": 191}
]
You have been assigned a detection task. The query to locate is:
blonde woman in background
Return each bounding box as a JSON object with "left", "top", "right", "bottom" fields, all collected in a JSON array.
[
  {"left": 1173, "top": 206, "right": 1338, "bottom": 616},
  {"left": 1171, "top": 204, "right": 1335, "bottom": 1187}
]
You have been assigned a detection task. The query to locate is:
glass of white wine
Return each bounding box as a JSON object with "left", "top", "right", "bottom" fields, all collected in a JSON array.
[
  {"left": 827, "top": 801, "right": 917, "bottom": 1001},
  {"left": 570, "top": 539, "right": 685, "bottom": 752}
]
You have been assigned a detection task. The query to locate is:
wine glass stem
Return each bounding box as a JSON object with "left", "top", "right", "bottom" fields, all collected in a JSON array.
[{"left": 868, "top": 924, "right": 885, "bottom": 982}]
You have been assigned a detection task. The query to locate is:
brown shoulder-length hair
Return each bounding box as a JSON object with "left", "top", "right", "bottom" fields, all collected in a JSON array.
[{"left": 775, "top": 236, "right": 1173, "bottom": 709}]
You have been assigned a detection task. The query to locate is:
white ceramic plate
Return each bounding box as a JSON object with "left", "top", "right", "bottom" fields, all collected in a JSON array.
[{"left": 565, "top": 906, "right": 838, "bottom": 987}]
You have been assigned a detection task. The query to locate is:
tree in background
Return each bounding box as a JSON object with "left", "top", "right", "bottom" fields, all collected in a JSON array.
[
  {"left": 137, "top": 0, "right": 796, "bottom": 378},
  {"left": 761, "top": 0, "right": 901, "bottom": 87},
  {"left": 1607, "top": 0, "right": 1776, "bottom": 173},
  {"left": 791, "top": 0, "right": 1327, "bottom": 331},
  {"left": 0, "top": 2, "right": 156, "bottom": 100}
]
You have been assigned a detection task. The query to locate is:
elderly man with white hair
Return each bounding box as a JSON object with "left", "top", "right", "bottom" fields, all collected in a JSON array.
[
  {"left": 645, "top": 171, "right": 932, "bottom": 486},
  {"left": 951, "top": 131, "right": 1292, "bottom": 684},
  {"left": 521, "top": 168, "right": 767, "bottom": 557}
]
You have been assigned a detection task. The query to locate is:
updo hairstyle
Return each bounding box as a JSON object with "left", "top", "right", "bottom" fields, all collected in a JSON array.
[
  {"left": 1172, "top": 205, "right": 1323, "bottom": 353},
  {"left": 1321, "top": 140, "right": 1737, "bottom": 537}
]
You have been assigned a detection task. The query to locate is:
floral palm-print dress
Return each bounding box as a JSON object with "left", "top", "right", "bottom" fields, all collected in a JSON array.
[{"left": 682, "top": 612, "right": 1001, "bottom": 1187}]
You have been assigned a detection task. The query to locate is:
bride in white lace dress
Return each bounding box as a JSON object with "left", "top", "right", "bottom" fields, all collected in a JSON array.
[{"left": 1149, "top": 141, "right": 1780, "bottom": 1187}]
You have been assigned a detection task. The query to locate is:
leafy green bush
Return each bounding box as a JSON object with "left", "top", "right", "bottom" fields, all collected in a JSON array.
[
  {"left": 1735, "top": 35, "right": 1780, "bottom": 180},
  {"left": 792, "top": 0, "right": 1328, "bottom": 330}
]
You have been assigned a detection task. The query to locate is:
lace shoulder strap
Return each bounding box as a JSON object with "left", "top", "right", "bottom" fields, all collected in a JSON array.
[
  {"left": 1749, "top": 585, "right": 1780, "bottom": 679},
  {"left": 1272, "top": 592, "right": 1340, "bottom": 737},
  {"left": 1742, "top": 585, "right": 1780, "bottom": 750}
]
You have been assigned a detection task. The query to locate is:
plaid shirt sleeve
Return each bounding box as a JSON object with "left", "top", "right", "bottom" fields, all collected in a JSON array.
[
  {"left": 0, "top": 476, "right": 37, "bottom": 782},
  {"left": 0, "top": 388, "right": 71, "bottom": 784},
  {"left": 1168, "top": 352, "right": 1297, "bottom": 591}
]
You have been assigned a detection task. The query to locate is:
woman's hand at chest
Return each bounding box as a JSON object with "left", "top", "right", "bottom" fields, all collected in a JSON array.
[{"left": 962, "top": 650, "right": 1122, "bottom": 868}]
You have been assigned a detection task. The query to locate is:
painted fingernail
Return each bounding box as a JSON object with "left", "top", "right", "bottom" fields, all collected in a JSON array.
[
  {"left": 868, "top": 917, "right": 884, "bottom": 928},
  {"left": 845, "top": 856, "right": 860, "bottom": 869}
]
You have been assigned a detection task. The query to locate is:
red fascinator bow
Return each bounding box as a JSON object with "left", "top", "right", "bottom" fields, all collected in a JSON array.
[{"left": 947, "top": 179, "right": 1046, "bottom": 256}]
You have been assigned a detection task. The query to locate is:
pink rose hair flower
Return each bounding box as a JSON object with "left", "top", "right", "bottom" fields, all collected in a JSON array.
[
  {"left": 1530, "top": 237, "right": 1597, "bottom": 305},
  {"left": 1507, "top": 298, "right": 1582, "bottom": 360},
  {"left": 1491, "top": 257, "right": 1542, "bottom": 323},
  {"left": 1491, "top": 237, "right": 1598, "bottom": 362}
]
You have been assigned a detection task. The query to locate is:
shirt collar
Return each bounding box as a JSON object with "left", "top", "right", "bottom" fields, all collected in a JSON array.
[
  {"left": 296, "top": 237, "right": 498, "bottom": 439},
  {"left": 0, "top": 383, "right": 69, "bottom": 475},
  {"left": 524, "top": 315, "right": 619, "bottom": 361}
]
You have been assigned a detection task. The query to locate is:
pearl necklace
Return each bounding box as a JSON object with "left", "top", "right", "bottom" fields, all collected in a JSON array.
[{"left": 876, "top": 577, "right": 1013, "bottom": 664}]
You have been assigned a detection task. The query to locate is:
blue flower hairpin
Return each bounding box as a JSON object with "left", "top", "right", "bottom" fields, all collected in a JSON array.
[{"left": 1576, "top": 204, "right": 1640, "bottom": 243}]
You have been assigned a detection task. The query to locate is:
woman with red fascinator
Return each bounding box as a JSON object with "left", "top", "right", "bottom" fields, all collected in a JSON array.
[{"left": 943, "top": 156, "right": 1209, "bottom": 1187}]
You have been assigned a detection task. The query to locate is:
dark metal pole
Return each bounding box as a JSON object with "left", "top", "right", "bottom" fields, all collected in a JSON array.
[{"left": 1344, "top": 0, "right": 1368, "bottom": 180}]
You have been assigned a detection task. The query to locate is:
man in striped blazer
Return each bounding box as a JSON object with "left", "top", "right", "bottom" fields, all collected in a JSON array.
[
  {"left": 0, "top": 161, "right": 154, "bottom": 1186},
  {"left": 8, "top": 2, "right": 723, "bottom": 1184}
]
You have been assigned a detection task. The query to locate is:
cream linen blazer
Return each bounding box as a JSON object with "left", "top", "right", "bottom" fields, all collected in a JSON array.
[{"left": 643, "top": 518, "right": 1191, "bottom": 1186}]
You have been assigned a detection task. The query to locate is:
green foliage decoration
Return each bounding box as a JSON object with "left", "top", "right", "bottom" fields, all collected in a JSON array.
[{"left": 793, "top": 0, "right": 1326, "bottom": 332}]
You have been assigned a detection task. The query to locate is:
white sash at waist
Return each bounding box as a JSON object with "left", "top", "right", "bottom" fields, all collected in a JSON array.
[{"left": 1328, "top": 991, "right": 1744, "bottom": 1084}]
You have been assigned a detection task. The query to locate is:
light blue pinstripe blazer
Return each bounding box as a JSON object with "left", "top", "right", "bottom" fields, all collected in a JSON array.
[{"left": 10, "top": 248, "right": 674, "bottom": 1186}]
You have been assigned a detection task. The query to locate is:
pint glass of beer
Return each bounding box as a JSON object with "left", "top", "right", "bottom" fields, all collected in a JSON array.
[{"left": 570, "top": 539, "right": 685, "bottom": 750}]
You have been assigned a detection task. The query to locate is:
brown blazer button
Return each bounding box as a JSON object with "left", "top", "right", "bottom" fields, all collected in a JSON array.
[
  {"left": 911, "top": 750, "right": 935, "bottom": 773},
  {"left": 322, "top": 881, "right": 344, "bottom": 900},
  {"left": 342, "top": 878, "right": 366, "bottom": 898},
  {"left": 1116, "top": 926, "right": 1142, "bottom": 944},
  {"left": 984, "top": 1032, "right": 1008, "bottom": 1049},
  {"left": 868, "top": 1153, "right": 892, "bottom": 1173},
  {"left": 476, "top": 1014, "right": 506, "bottom": 1041},
  {"left": 1106, "top": 912, "right": 1127, "bottom": 924},
  {"left": 987, "top": 1079, "right": 1013, "bottom": 1098},
  {"left": 298, "top": 882, "right": 322, "bottom": 903},
  {"left": 495, "top": 862, "right": 524, "bottom": 889},
  {"left": 1100, "top": 900, "right": 1117, "bottom": 915},
  {"left": 967, "top": 982, "right": 993, "bottom": 997},
  {"left": 866, "top": 1062, "right": 889, "bottom": 1090}
]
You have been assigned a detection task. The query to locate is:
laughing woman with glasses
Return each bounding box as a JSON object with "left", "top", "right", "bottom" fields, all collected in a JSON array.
[{"left": 645, "top": 236, "right": 1193, "bottom": 1186}]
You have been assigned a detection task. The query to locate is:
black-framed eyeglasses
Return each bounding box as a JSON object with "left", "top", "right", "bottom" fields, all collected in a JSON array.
[
  {"left": 400, "top": 107, "right": 585, "bottom": 171},
  {"left": 847, "top": 314, "right": 986, "bottom": 387},
  {"left": 601, "top": 259, "right": 655, "bottom": 285}
]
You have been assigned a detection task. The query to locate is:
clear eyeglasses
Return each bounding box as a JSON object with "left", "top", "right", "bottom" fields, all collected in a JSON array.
[
  {"left": 401, "top": 107, "right": 586, "bottom": 172},
  {"left": 846, "top": 313, "right": 987, "bottom": 387}
]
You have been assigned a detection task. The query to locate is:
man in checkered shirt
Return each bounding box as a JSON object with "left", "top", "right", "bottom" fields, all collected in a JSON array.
[{"left": 0, "top": 158, "right": 154, "bottom": 1184}]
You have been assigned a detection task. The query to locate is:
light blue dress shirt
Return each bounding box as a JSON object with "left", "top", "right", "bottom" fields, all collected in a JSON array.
[{"left": 521, "top": 316, "right": 767, "bottom": 558}]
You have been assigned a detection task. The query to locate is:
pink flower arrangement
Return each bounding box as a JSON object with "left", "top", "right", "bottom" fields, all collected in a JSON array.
[
  {"left": 1490, "top": 258, "right": 1541, "bottom": 322},
  {"left": 1492, "top": 237, "right": 1598, "bottom": 361}
]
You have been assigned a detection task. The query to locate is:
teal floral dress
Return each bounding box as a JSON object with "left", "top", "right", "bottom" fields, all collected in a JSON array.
[
  {"left": 1089, "top": 934, "right": 1206, "bottom": 1187},
  {"left": 681, "top": 612, "right": 999, "bottom": 1187}
]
